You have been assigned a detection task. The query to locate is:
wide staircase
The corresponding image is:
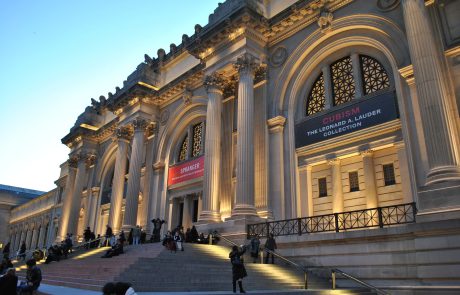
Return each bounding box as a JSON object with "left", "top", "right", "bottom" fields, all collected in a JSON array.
[{"left": 16, "top": 242, "right": 378, "bottom": 294}]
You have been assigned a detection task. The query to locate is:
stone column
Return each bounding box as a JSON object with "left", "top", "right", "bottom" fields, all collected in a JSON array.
[
  {"left": 88, "top": 187, "right": 100, "bottom": 231},
  {"left": 199, "top": 73, "right": 224, "bottom": 222},
  {"left": 182, "top": 195, "right": 193, "bottom": 230},
  {"left": 361, "top": 150, "right": 378, "bottom": 208},
  {"left": 83, "top": 155, "right": 97, "bottom": 229},
  {"left": 232, "top": 53, "right": 258, "bottom": 217},
  {"left": 268, "top": 116, "right": 286, "bottom": 220},
  {"left": 306, "top": 166, "right": 313, "bottom": 216},
  {"left": 108, "top": 126, "right": 131, "bottom": 234},
  {"left": 37, "top": 224, "right": 46, "bottom": 249},
  {"left": 147, "top": 162, "right": 165, "bottom": 233},
  {"left": 25, "top": 229, "right": 32, "bottom": 250},
  {"left": 123, "top": 118, "right": 148, "bottom": 230},
  {"left": 329, "top": 159, "right": 344, "bottom": 213},
  {"left": 323, "top": 66, "right": 333, "bottom": 109},
  {"left": 351, "top": 53, "right": 364, "bottom": 99},
  {"left": 396, "top": 143, "right": 414, "bottom": 204},
  {"left": 58, "top": 157, "right": 77, "bottom": 240},
  {"left": 30, "top": 227, "right": 39, "bottom": 250},
  {"left": 140, "top": 122, "right": 158, "bottom": 229},
  {"left": 67, "top": 153, "right": 89, "bottom": 238},
  {"left": 18, "top": 230, "right": 25, "bottom": 251},
  {"left": 402, "top": 0, "right": 460, "bottom": 184}
]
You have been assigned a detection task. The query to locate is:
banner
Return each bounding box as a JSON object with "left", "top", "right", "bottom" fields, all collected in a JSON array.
[
  {"left": 295, "top": 91, "right": 399, "bottom": 148},
  {"left": 167, "top": 156, "right": 204, "bottom": 186}
]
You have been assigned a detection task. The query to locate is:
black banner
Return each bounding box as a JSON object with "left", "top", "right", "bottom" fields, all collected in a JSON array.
[{"left": 295, "top": 91, "right": 399, "bottom": 148}]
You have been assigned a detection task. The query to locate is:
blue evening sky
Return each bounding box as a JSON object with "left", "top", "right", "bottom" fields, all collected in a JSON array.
[{"left": 0, "top": 0, "right": 220, "bottom": 192}]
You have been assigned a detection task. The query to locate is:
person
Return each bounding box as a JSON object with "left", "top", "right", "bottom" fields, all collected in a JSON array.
[
  {"left": 250, "top": 235, "right": 260, "bottom": 263},
  {"left": 90, "top": 231, "right": 97, "bottom": 248},
  {"left": 65, "top": 234, "right": 73, "bottom": 253},
  {"left": 128, "top": 228, "right": 133, "bottom": 245},
  {"left": 132, "top": 225, "right": 141, "bottom": 246},
  {"left": 102, "top": 282, "right": 116, "bottom": 295},
  {"left": 119, "top": 231, "right": 126, "bottom": 246},
  {"left": 264, "top": 233, "right": 277, "bottom": 264},
  {"left": 229, "top": 245, "right": 247, "bottom": 293},
  {"left": 114, "top": 281, "right": 137, "bottom": 295},
  {"left": 18, "top": 259, "right": 42, "bottom": 294},
  {"left": 151, "top": 218, "right": 165, "bottom": 242},
  {"left": 84, "top": 226, "right": 92, "bottom": 249},
  {"left": 32, "top": 248, "right": 44, "bottom": 261},
  {"left": 101, "top": 239, "right": 124, "bottom": 258},
  {"left": 190, "top": 226, "right": 199, "bottom": 243},
  {"left": 0, "top": 257, "right": 13, "bottom": 275},
  {"left": 18, "top": 241, "right": 26, "bottom": 261},
  {"left": 173, "top": 230, "right": 183, "bottom": 252},
  {"left": 2, "top": 242, "right": 10, "bottom": 259},
  {"left": 140, "top": 228, "right": 146, "bottom": 244},
  {"left": 0, "top": 268, "right": 18, "bottom": 295},
  {"left": 105, "top": 224, "right": 113, "bottom": 246}
]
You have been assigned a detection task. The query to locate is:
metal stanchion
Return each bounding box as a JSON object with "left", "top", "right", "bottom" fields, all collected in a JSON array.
[{"left": 332, "top": 269, "right": 336, "bottom": 290}]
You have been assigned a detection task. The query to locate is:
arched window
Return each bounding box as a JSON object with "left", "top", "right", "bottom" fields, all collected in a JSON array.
[
  {"left": 176, "top": 121, "right": 205, "bottom": 163},
  {"left": 305, "top": 54, "right": 390, "bottom": 116}
]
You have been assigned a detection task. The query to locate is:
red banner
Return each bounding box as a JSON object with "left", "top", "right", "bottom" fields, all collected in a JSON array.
[{"left": 167, "top": 156, "right": 204, "bottom": 186}]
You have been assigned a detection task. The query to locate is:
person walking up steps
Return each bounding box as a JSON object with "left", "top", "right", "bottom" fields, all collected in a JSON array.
[
  {"left": 229, "top": 245, "right": 247, "bottom": 293},
  {"left": 264, "top": 233, "right": 277, "bottom": 264}
]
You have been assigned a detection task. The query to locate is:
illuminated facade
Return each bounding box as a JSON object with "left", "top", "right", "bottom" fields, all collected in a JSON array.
[{"left": 7, "top": 0, "right": 460, "bottom": 289}]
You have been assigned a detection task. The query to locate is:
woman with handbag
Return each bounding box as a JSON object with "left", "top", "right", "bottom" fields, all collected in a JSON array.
[{"left": 229, "top": 245, "right": 247, "bottom": 293}]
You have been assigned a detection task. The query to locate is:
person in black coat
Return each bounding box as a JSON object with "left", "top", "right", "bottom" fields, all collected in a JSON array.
[
  {"left": 229, "top": 245, "right": 247, "bottom": 293},
  {"left": 18, "top": 259, "right": 42, "bottom": 294},
  {"left": 264, "top": 233, "right": 277, "bottom": 264},
  {"left": 0, "top": 268, "right": 18, "bottom": 295},
  {"left": 19, "top": 241, "right": 27, "bottom": 261},
  {"left": 2, "top": 242, "right": 10, "bottom": 259}
]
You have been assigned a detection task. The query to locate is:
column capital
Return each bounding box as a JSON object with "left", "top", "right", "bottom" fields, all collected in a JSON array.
[
  {"left": 68, "top": 155, "right": 79, "bottom": 169},
  {"left": 328, "top": 158, "right": 341, "bottom": 166},
  {"left": 153, "top": 162, "right": 165, "bottom": 171},
  {"left": 132, "top": 117, "right": 150, "bottom": 132},
  {"left": 145, "top": 121, "right": 159, "bottom": 139},
  {"left": 91, "top": 186, "right": 101, "bottom": 194},
  {"left": 85, "top": 153, "right": 97, "bottom": 169},
  {"left": 360, "top": 149, "right": 374, "bottom": 158},
  {"left": 234, "top": 53, "right": 257, "bottom": 76},
  {"left": 115, "top": 126, "right": 133, "bottom": 142},
  {"left": 399, "top": 65, "right": 415, "bottom": 85},
  {"left": 203, "top": 72, "right": 225, "bottom": 93},
  {"left": 425, "top": 0, "right": 435, "bottom": 6},
  {"left": 267, "top": 116, "right": 286, "bottom": 133}
]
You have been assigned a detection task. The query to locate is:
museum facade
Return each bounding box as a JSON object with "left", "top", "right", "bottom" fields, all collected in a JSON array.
[{"left": 5, "top": 0, "right": 460, "bottom": 289}]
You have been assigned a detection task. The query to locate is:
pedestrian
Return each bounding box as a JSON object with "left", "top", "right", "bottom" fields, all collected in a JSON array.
[
  {"left": 150, "top": 218, "right": 165, "bottom": 242},
  {"left": 105, "top": 224, "right": 113, "bottom": 247},
  {"left": 0, "top": 268, "right": 18, "bottom": 295},
  {"left": 119, "top": 231, "right": 126, "bottom": 246},
  {"left": 229, "top": 245, "right": 247, "bottom": 293},
  {"left": 114, "top": 281, "right": 137, "bottom": 295},
  {"left": 250, "top": 234, "right": 260, "bottom": 263},
  {"left": 2, "top": 242, "right": 10, "bottom": 259},
  {"left": 132, "top": 225, "right": 141, "bottom": 246},
  {"left": 18, "top": 241, "right": 26, "bottom": 261},
  {"left": 264, "top": 233, "right": 277, "bottom": 264},
  {"left": 174, "top": 230, "right": 183, "bottom": 252},
  {"left": 84, "top": 227, "right": 91, "bottom": 249},
  {"left": 17, "top": 259, "right": 42, "bottom": 294}
]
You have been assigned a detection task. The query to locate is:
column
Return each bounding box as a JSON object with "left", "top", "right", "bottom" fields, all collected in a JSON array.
[
  {"left": 67, "top": 153, "right": 89, "bottom": 238},
  {"left": 323, "top": 66, "right": 333, "bottom": 109},
  {"left": 83, "top": 155, "right": 97, "bottom": 229},
  {"left": 402, "top": 0, "right": 460, "bottom": 184},
  {"left": 329, "top": 159, "right": 344, "bottom": 213},
  {"left": 351, "top": 53, "right": 364, "bottom": 99},
  {"left": 108, "top": 126, "right": 131, "bottom": 234},
  {"left": 396, "top": 143, "right": 414, "bottom": 203},
  {"left": 306, "top": 166, "right": 313, "bottom": 216},
  {"left": 123, "top": 118, "right": 148, "bottom": 230},
  {"left": 140, "top": 122, "right": 158, "bottom": 229},
  {"left": 18, "top": 230, "right": 25, "bottom": 251},
  {"left": 268, "top": 116, "right": 286, "bottom": 220},
  {"left": 232, "top": 53, "right": 258, "bottom": 217},
  {"left": 199, "top": 73, "right": 224, "bottom": 222},
  {"left": 361, "top": 150, "right": 378, "bottom": 208},
  {"left": 58, "top": 157, "right": 77, "bottom": 240},
  {"left": 30, "top": 226, "right": 39, "bottom": 250},
  {"left": 25, "top": 229, "right": 32, "bottom": 250},
  {"left": 37, "top": 224, "right": 46, "bottom": 249},
  {"left": 88, "top": 187, "right": 100, "bottom": 231},
  {"left": 182, "top": 195, "right": 193, "bottom": 230},
  {"left": 147, "top": 162, "right": 165, "bottom": 233}
]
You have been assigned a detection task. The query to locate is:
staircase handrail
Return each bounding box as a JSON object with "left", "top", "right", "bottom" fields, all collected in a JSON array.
[
  {"left": 332, "top": 268, "right": 389, "bottom": 295},
  {"left": 212, "top": 231, "right": 309, "bottom": 289}
]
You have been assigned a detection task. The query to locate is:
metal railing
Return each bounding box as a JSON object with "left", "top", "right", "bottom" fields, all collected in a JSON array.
[
  {"left": 332, "top": 269, "right": 389, "bottom": 295},
  {"left": 248, "top": 202, "right": 416, "bottom": 238}
]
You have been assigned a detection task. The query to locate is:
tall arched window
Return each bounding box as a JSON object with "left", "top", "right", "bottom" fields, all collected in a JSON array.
[
  {"left": 176, "top": 121, "right": 205, "bottom": 163},
  {"left": 305, "top": 54, "right": 390, "bottom": 116}
]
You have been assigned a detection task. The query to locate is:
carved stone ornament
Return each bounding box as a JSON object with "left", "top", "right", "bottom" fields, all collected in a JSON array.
[
  {"left": 183, "top": 87, "right": 193, "bottom": 106},
  {"left": 68, "top": 155, "right": 79, "bottom": 169},
  {"left": 132, "top": 118, "right": 148, "bottom": 131},
  {"left": 360, "top": 149, "right": 374, "bottom": 158},
  {"left": 145, "top": 121, "right": 159, "bottom": 138},
  {"left": 234, "top": 53, "right": 257, "bottom": 75},
  {"left": 328, "top": 158, "right": 341, "bottom": 166},
  {"left": 270, "top": 47, "right": 288, "bottom": 68},
  {"left": 203, "top": 73, "right": 225, "bottom": 92},
  {"left": 317, "top": 9, "right": 333, "bottom": 32},
  {"left": 160, "top": 110, "right": 170, "bottom": 126},
  {"left": 116, "top": 126, "right": 133, "bottom": 141},
  {"left": 376, "top": 0, "right": 400, "bottom": 12},
  {"left": 85, "top": 153, "right": 97, "bottom": 168},
  {"left": 254, "top": 66, "right": 268, "bottom": 83}
]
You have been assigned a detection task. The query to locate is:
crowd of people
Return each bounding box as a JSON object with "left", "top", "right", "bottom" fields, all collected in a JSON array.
[
  {"left": 0, "top": 258, "right": 42, "bottom": 295},
  {"left": 161, "top": 225, "right": 220, "bottom": 253}
]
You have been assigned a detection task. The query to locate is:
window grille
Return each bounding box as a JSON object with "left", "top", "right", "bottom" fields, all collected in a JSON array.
[
  {"left": 178, "top": 134, "right": 188, "bottom": 162},
  {"left": 318, "top": 177, "right": 328, "bottom": 197},
  {"left": 360, "top": 55, "right": 390, "bottom": 95},
  {"left": 349, "top": 171, "right": 359, "bottom": 192},
  {"left": 331, "top": 56, "right": 355, "bottom": 106},
  {"left": 383, "top": 163, "right": 396, "bottom": 186},
  {"left": 306, "top": 73, "right": 326, "bottom": 116},
  {"left": 192, "top": 122, "right": 204, "bottom": 157}
]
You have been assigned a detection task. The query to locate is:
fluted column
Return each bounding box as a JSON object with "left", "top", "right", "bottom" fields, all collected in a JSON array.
[
  {"left": 268, "top": 116, "right": 286, "bottom": 220},
  {"left": 199, "top": 73, "right": 224, "bottom": 222},
  {"left": 361, "top": 150, "right": 378, "bottom": 208},
  {"left": 351, "top": 53, "right": 364, "bottom": 99},
  {"left": 108, "top": 126, "right": 131, "bottom": 233},
  {"left": 18, "top": 230, "right": 25, "bottom": 251},
  {"left": 123, "top": 118, "right": 148, "bottom": 230},
  {"left": 67, "top": 153, "right": 90, "bottom": 238},
  {"left": 37, "top": 224, "right": 46, "bottom": 249},
  {"left": 140, "top": 122, "right": 158, "bottom": 229},
  {"left": 82, "top": 155, "right": 97, "bottom": 229},
  {"left": 30, "top": 226, "right": 39, "bottom": 250},
  {"left": 182, "top": 195, "right": 193, "bottom": 229},
  {"left": 25, "top": 229, "right": 32, "bottom": 250},
  {"left": 402, "top": 0, "right": 460, "bottom": 184},
  {"left": 329, "top": 159, "right": 344, "bottom": 213},
  {"left": 88, "top": 187, "right": 100, "bottom": 231},
  {"left": 396, "top": 143, "right": 414, "bottom": 203},
  {"left": 58, "top": 157, "right": 77, "bottom": 240},
  {"left": 232, "top": 53, "right": 258, "bottom": 217}
]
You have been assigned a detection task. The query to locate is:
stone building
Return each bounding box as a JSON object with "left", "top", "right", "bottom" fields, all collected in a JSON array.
[{"left": 6, "top": 0, "right": 460, "bottom": 289}]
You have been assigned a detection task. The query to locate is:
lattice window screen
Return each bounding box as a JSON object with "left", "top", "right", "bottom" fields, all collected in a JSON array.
[
  {"left": 306, "top": 73, "right": 326, "bottom": 116},
  {"left": 192, "top": 122, "right": 204, "bottom": 157},
  {"left": 331, "top": 57, "right": 355, "bottom": 105},
  {"left": 360, "top": 55, "right": 390, "bottom": 95},
  {"left": 178, "top": 134, "right": 189, "bottom": 162}
]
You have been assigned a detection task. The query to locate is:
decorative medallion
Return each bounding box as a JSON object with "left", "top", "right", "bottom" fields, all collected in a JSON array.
[
  {"left": 376, "top": 0, "right": 400, "bottom": 12},
  {"left": 270, "top": 47, "right": 288, "bottom": 68},
  {"left": 160, "top": 110, "right": 170, "bottom": 126}
]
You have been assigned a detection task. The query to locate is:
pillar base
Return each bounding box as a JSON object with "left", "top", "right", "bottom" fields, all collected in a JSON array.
[
  {"left": 426, "top": 166, "right": 460, "bottom": 185},
  {"left": 197, "top": 211, "right": 222, "bottom": 223},
  {"left": 231, "top": 204, "right": 258, "bottom": 217},
  {"left": 120, "top": 225, "right": 134, "bottom": 234},
  {"left": 417, "top": 180, "right": 460, "bottom": 221}
]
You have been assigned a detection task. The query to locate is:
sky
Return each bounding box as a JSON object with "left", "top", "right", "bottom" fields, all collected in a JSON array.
[{"left": 0, "top": 0, "right": 221, "bottom": 192}]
